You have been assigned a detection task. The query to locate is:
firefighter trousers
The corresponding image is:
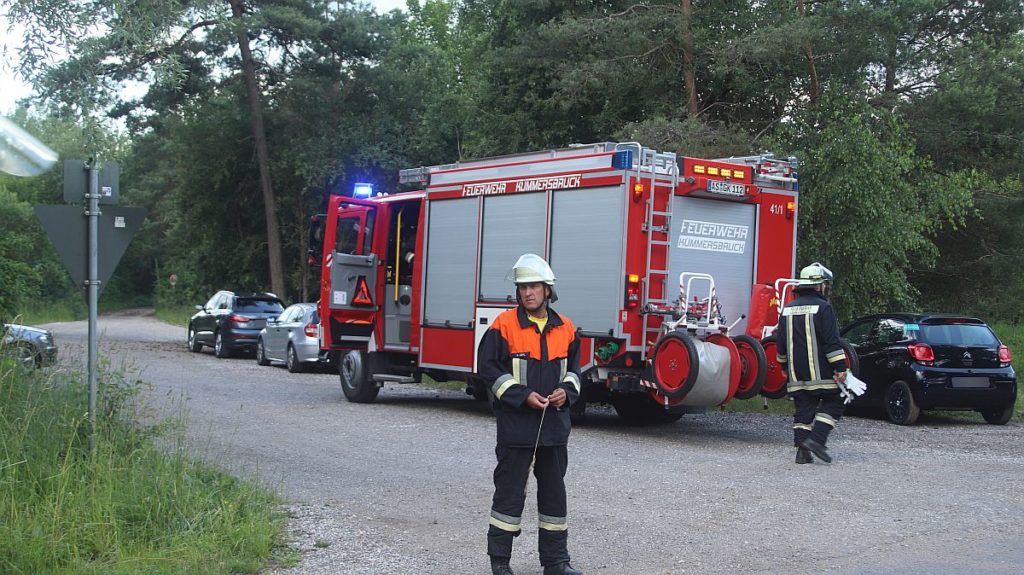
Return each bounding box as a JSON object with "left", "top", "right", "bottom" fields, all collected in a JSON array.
[
  {"left": 487, "top": 444, "right": 570, "bottom": 566},
  {"left": 792, "top": 390, "right": 845, "bottom": 447}
]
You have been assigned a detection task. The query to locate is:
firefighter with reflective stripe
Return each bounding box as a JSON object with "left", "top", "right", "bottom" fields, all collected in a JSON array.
[
  {"left": 478, "top": 254, "right": 583, "bottom": 575},
  {"left": 776, "top": 262, "right": 848, "bottom": 464}
]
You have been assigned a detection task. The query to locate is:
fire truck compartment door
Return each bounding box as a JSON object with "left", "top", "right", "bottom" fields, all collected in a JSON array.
[
  {"left": 549, "top": 186, "right": 626, "bottom": 336},
  {"left": 479, "top": 192, "right": 546, "bottom": 302},
  {"left": 423, "top": 197, "right": 478, "bottom": 328},
  {"left": 329, "top": 252, "right": 378, "bottom": 310},
  {"left": 669, "top": 196, "right": 756, "bottom": 333}
]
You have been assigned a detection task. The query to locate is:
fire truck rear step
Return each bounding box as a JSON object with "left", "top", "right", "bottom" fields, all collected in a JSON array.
[{"left": 371, "top": 374, "right": 418, "bottom": 384}]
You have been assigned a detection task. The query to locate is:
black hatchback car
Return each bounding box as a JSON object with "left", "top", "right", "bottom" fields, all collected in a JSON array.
[
  {"left": 841, "top": 313, "right": 1016, "bottom": 425},
  {"left": 188, "top": 291, "right": 285, "bottom": 358}
]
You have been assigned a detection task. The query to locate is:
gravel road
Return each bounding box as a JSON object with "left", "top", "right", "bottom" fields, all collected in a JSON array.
[{"left": 44, "top": 310, "right": 1024, "bottom": 575}]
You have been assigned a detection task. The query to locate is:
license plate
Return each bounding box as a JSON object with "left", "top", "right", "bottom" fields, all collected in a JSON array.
[
  {"left": 951, "top": 376, "right": 990, "bottom": 388},
  {"left": 706, "top": 180, "right": 746, "bottom": 197}
]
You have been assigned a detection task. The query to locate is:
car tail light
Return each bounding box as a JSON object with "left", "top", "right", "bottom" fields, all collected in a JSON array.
[
  {"left": 625, "top": 274, "right": 641, "bottom": 309},
  {"left": 228, "top": 314, "right": 252, "bottom": 324},
  {"left": 304, "top": 323, "right": 318, "bottom": 338},
  {"left": 908, "top": 343, "right": 934, "bottom": 365},
  {"left": 999, "top": 345, "right": 1012, "bottom": 367}
]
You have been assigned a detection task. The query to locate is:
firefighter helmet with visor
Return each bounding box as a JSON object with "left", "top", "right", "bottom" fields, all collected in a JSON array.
[
  {"left": 798, "top": 262, "right": 833, "bottom": 286},
  {"left": 507, "top": 253, "right": 558, "bottom": 303}
]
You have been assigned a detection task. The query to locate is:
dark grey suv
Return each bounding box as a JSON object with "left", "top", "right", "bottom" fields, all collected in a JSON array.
[
  {"left": 842, "top": 313, "right": 1017, "bottom": 425},
  {"left": 187, "top": 291, "right": 285, "bottom": 358}
]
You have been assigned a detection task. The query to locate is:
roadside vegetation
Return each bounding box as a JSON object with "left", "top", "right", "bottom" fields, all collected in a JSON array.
[{"left": 0, "top": 356, "right": 289, "bottom": 574}]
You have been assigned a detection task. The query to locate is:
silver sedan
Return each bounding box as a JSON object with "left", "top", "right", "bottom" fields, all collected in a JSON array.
[{"left": 255, "top": 303, "right": 330, "bottom": 373}]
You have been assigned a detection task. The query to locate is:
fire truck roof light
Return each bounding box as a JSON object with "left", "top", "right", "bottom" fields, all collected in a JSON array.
[
  {"left": 612, "top": 150, "right": 634, "bottom": 169},
  {"left": 353, "top": 182, "right": 374, "bottom": 198}
]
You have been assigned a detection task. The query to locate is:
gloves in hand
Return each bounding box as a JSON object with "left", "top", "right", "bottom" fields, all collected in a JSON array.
[{"left": 837, "top": 372, "right": 867, "bottom": 405}]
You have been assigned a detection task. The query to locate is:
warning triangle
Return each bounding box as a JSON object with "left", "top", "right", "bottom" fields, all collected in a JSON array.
[{"left": 352, "top": 277, "right": 373, "bottom": 305}]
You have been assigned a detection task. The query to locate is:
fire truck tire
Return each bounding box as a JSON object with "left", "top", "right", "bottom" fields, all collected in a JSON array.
[
  {"left": 611, "top": 394, "right": 684, "bottom": 425},
  {"left": 650, "top": 330, "right": 700, "bottom": 399},
  {"left": 759, "top": 336, "right": 788, "bottom": 399},
  {"left": 340, "top": 350, "right": 379, "bottom": 403},
  {"left": 731, "top": 334, "right": 767, "bottom": 400},
  {"left": 467, "top": 377, "right": 490, "bottom": 402}
]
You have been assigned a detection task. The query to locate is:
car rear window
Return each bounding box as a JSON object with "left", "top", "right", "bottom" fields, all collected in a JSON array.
[
  {"left": 920, "top": 323, "right": 998, "bottom": 346},
  {"left": 237, "top": 299, "right": 284, "bottom": 313}
]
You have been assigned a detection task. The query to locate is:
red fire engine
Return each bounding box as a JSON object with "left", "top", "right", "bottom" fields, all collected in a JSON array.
[{"left": 312, "top": 142, "right": 800, "bottom": 423}]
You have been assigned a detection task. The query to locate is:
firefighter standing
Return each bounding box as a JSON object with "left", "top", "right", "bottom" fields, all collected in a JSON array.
[
  {"left": 776, "top": 263, "right": 848, "bottom": 464},
  {"left": 478, "top": 253, "right": 583, "bottom": 575}
]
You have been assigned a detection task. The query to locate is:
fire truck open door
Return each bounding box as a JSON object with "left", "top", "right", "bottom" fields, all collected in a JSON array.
[{"left": 328, "top": 202, "right": 378, "bottom": 314}]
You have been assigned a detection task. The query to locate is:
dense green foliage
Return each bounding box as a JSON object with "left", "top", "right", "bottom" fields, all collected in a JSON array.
[
  {"left": 0, "top": 360, "right": 284, "bottom": 573},
  {"left": 1, "top": 0, "right": 1023, "bottom": 325}
]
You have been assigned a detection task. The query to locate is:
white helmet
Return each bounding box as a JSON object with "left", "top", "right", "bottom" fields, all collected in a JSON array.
[
  {"left": 507, "top": 253, "right": 558, "bottom": 302},
  {"left": 798, "top": 262, "right": 833, "bottom": 286}
]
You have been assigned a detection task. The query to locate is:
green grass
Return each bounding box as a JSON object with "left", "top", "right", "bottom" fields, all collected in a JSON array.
[
  {"left": 155, "top": 305, "right": 197, "bottom": 328},
  {"left": 9, "top": 299, "right": 84, "bottom": 325},
  {"left": 0, "top": 358, "right": 289, "bottom": 574}
]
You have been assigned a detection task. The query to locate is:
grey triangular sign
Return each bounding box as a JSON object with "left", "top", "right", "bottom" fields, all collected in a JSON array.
[{"left": 34, "top": 205, "right": 147, "bottom": 299}]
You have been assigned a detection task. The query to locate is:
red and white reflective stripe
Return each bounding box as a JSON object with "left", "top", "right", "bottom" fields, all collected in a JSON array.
[{"left": 325, "top": 253, "right": 333, "bottom": 268}]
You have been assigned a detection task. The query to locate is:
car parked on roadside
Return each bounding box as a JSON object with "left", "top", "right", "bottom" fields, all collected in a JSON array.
[
  {"left": 1, "top": 319, "right": 58, "bottom": 368},
  {"left": 255, "top": 303, "right": 330, "bottom": 373},
  {"left": 841, "top": 313, "right": 1016, "bottom": 425},
  {"left": 187, "top": 291, "right": 285, "bottom": 358}
]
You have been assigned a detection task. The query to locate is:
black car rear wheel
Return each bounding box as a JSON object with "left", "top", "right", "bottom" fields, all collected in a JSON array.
[
  {"left": 214, "top": 331, "right": 232, "bottom": 359},
  {"left": 980, "top": 403, "right": 1014, "bottom": 425},
  {"left": 885, "top": 380, "right": 920, "bottom": 425},
  {"left": 187, "top": 326, "right": 202, "bottom": 353}
]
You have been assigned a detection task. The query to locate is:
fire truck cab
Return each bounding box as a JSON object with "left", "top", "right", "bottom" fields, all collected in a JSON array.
[{"left": 314, "top": 142, "right": 799, "bottom": 423}]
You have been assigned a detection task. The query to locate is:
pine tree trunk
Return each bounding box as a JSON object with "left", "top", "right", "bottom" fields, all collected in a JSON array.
[
  {"left": 797, "top": 0, "right": 819, "bottom": 106},
  {"left": 229, "top": 0, "right": 286, "bottom": 299}
]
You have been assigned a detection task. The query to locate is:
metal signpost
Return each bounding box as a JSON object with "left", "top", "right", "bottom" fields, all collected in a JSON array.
[{"left": 35, "top": 158, "right": 146, "bottom": 448}]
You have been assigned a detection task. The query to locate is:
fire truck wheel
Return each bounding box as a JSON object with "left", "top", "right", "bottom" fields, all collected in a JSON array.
[
  {"left": 731, "top": 334, "right": 767, "bottom": 400},
  {"left": 340, "top": 350, "right": 379, "bottom": 403},
  {"left": 759, "top": 336, "right": 789, "bottom": 399},
  {"left": 611, "top": 393, "right": 684, "bottom": 425},
  {"left": 569, "top": 399, "right": 587, "bottom": 425},
  {"left": 650, "top": 330, "right": 700, "bottom": 399},
  {"left": 467, "top": 377, "right": 490, "bottom": 402}
]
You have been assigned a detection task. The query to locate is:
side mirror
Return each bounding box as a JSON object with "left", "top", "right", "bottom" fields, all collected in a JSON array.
[
  {"left": 195, "top": 305, "right": 203, "bottom": 311},
  {"left": 267, "top": 318, "right": 278, "bottom": 325}
]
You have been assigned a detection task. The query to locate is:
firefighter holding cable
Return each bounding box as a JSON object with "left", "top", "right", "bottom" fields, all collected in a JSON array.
[
  {"left": 478, "top": 253, "right": 583, "bottom": 575},
  {"left": 776, "top": 263, "right": 865, "bottom": 464}
]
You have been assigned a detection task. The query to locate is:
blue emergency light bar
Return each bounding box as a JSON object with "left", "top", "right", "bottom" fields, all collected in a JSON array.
[
  {"left": 353, "top": 182, "right": 374, "bottom": 198},
  {"left": 611, "top": 150, "right": 633, "bottom": 170}
]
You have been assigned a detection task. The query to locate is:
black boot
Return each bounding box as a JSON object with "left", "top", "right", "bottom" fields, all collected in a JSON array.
[
  {"left": 801, "top": 438, "right": 832, "bottom": 463},
  {"left": 795, "top": 446, "right": 813, "bottom": 464},
  {"left": 490, "top": 556, "right": 514, "bottom": 575},
  {"left": 543, "top": 562, "right": 583, "bottom": 575}
]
